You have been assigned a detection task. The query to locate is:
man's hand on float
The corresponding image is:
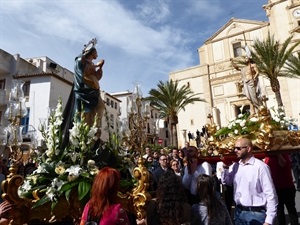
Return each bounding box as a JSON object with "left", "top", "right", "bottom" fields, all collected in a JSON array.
[
  {"left": 0, "top": 201, "right": 12, "bottom": 218},
  {"left": 220, "top": 155, "right": 233, "bottom": 169}
]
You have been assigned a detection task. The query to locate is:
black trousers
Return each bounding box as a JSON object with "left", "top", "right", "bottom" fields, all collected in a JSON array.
[{"left": 276, "top": 187, "right": 299, "bottom": 225}]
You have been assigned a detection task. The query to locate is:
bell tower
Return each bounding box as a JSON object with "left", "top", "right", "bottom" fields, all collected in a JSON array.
[{"left": 263, "top": 0, "right": 300, "bottom": 42}]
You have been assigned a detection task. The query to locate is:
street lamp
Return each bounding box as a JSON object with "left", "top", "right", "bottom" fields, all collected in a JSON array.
[
  {"left": 2, "top": 80, "right": 28, "bottom": 175},
  {"left": 120, "top": 83, "right": 151, "bottom": 220},
  {"left": 1, "top": 79, "right": 35, "bottom": 214}
]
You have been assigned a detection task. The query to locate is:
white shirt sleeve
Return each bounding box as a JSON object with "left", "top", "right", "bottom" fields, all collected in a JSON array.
[
  {"left": 216, "top": 161, "right": 224, "bottom": 179},
  {"left": 201, "top": 162, "right": 212, "bottom": 176}
]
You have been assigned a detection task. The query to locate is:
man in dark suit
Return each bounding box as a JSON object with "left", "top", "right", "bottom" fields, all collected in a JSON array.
[{"left": 153, "top": 154, "right": 172, "bottom": 186}]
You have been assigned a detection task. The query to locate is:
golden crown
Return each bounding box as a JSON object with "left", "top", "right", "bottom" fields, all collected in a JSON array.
[{"left": 82, "top": 38, "right": 97, "bottom": 55}]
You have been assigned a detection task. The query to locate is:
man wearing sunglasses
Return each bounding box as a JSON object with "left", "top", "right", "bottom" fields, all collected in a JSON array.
[{"left": 221, "top": 138, "right": 277, "bottom": 225}]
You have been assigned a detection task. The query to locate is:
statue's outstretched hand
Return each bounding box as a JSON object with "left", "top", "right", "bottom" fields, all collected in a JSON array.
[{"left": 97, "top": 59, "right": 105, "bottom": 68}]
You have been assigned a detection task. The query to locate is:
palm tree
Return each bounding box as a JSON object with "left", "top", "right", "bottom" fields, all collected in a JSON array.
[
  {"left": 250, "top": 33, "right": 300, "bottom": 108},
  {"left": 145, "top": 80, "right": 205, "bottom": 147},
  {"left": 283, "top": 52, "right": 300, "bottom": 78}
]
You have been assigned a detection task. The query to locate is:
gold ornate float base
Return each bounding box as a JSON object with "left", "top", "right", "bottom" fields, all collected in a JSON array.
[
  {"left": 2, "top": 159, "right": 150, "bottom": 225},
  {"left": 2, "top": 171, "right": 82, "bottom": 225}
]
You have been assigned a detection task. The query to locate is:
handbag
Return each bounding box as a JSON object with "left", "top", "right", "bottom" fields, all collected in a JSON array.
[{"left": 85, "top": 207, "right": 100, "bottom": 225}]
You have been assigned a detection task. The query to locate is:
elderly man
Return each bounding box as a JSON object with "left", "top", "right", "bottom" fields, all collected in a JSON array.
[{"left": 221, "top": 138, "right": 277, "bottom": 225}]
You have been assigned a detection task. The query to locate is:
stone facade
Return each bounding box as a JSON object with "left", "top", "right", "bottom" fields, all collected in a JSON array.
[{"left": 170, "top": 0, "right": 300, "bottom": 147}]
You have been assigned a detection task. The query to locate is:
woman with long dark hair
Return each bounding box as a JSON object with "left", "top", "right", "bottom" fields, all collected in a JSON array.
[
  {"left": 80, "top": 167, "right": 129, "bottom": 225},
  {"left": 147, "top": 171, "right": 190, "bottom": 225},
  {"left": 191, "top": 174, "right": 232, "bottom": 225}
]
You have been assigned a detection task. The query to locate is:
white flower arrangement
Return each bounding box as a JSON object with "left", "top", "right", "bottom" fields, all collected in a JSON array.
[
  {"left": 19, "top": 98, "right": 101, "bottom": 208},
  {"left": 214, "top": 106, "right": 298, "bottom": 138},
  {"left": 270, "top": 106, "right": 298, "bottom": 130},
  {"left": 18, "top": 98, "right": 136, "bottom": 210}
]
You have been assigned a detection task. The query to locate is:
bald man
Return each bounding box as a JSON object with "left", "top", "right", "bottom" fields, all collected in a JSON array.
[{"left": 221, "top": 138, "right": 277, "bottom": 225}]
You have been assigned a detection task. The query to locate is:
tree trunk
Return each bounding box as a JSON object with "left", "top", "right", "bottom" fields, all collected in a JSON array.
[
  {"left": 274, "top": 91, "right": 283, "bottom": 108},
  {"left": 167, "top": 120, "right": 173, "bottom": 147},
  {"left": 169, "top": 114, "right": 178, "bottom": 147},
  {"left": 171, "top": 124, "right": 175, "bottom": 146},
  {"left": 173, "top": 124, "right": 178, "bottom": 147},
  {"left": 270, "top": 78, "right": 283, "bottom": 107}
]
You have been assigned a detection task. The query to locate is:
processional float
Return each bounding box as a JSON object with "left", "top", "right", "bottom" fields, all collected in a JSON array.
[{"left": 2, "top": 81, "right": 152, "bottom": 224}]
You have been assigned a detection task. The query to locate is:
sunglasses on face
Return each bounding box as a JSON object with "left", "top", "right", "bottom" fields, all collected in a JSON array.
[{"left": 234, "top": 146, "right": 248, "bottom": 151}]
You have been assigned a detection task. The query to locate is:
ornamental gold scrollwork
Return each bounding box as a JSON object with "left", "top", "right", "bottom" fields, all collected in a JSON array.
[
  {"left": 131, "top": 157, "right": 151, "bottom": 220},
  {"left": 29, "top": 191, "right": 81, "bottom": 224},
  {"left": 2, "top": 160, "right": 31, "bottom": 225},
  {"left": 3, "top": 174, "right": 82, "bottom": 224},
  {"left": 253, "top": 106, "right": 273, "bottom": 151},
  {"left": 287, "top": 131, "right": 300, "bottom": 146}
]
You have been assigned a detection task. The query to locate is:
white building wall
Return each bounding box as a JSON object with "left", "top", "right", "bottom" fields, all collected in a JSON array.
[
  {"left": 27, "top": 76, "right": 72, "bottom": 142},
  {"left": 118, "top": 94, "right": 130, "bottom": 121},
  {"left": 49, "top": 77, "right": 72, "bottom": 109},
  {"left": 100, "top": 91, "right": 121, "bottom": 142},
  {"left": 27, "top": 77, "right": 51, "bottom": 135},
  {"left": 176, "top": 74, "right": 208, "bottom": 146}
]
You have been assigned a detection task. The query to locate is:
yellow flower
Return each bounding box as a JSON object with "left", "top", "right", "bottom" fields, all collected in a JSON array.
[
  {"left": 87, "top": 160, "right": 96, "bottom": 167},
  {"left": 55, "top": 165, "right": 66, "bottom": 175},
  {"left": 90, "top": 168, "right": 99, "bottom": 176},
  {"left": 31, "top": 175, "right": 38, "bottom": 185}
]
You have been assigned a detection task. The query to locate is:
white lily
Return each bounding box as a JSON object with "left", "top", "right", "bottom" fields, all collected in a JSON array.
[
  {"left": 66, "top": 165, "right": 82, "bottom": 176},
  {"left": 22, "top": 180, "right": 32, "bottom": 192},
  {"left": 46, "top": 187, "right": 56, "bottom": 201}
]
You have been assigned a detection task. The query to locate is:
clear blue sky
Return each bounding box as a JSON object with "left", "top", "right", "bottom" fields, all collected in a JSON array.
[{"left": 0, "top": 0, "right": 268, "bottom": 95}]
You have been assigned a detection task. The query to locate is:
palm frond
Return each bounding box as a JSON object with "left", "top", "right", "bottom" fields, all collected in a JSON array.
[
  {"left": 283, "top": 52, "right": 300, "bottom": 78},
  {"left": 146, "top": 80, "right": 205, "bottom": 117},
  {"left": 250, "top": 33, "right": 299, "bottom": 79}
]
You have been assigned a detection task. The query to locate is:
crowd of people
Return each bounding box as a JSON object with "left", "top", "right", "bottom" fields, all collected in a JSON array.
[
  {"left": 137, "top": 138, "right": 300, "bottom": 225},
  {"left": 0, "top": 138, "right": 300, "bottom": 225}
]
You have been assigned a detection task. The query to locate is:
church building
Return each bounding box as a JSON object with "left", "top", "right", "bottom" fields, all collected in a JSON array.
[{"left": 170, "top": 0, "right": 300, "bottom": 147}]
